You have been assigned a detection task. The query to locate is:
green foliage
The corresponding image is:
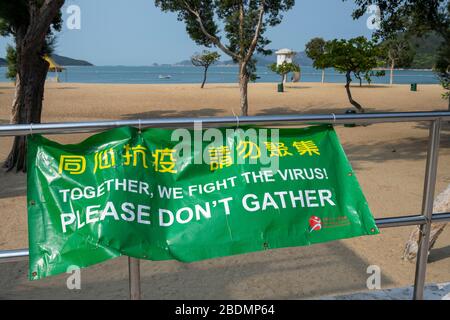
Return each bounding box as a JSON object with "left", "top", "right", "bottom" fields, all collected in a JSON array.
[
  {"left": 364, "top": 70, "right": 386, "bottom": 84},
  {"left": 5, "top": 45, "right": 17, "bottom": 81},
  {"left": 312, "top": 36, "right": 385, "bottom": 83},
  {"left": 154, "top": 0, "right": 295, "bottom": 64},
  {"left": 0, "top": 0, "right": 62, "bottom": 54},
  {"left": 269, "top": 61, "right": 300, "bottom": 76},
  {"left": 373, "top": 32, "right": 447, "bottom": 69},
  {"left": 380, "top": 36, "right": 415, "bottom": 68},
  {"left": 434, "top": 44, "right": 450, "bottom": 100},
  {"left": 350, "top": 0, "right": 449, "bottom": 40},
  {"left": 191, "top": 50, "right": 221, "bottom": 67},
  {"left": 155, "top": 0, "right": 295, "bottom": 112},
  {"left": 305, "top": 37, "right": 327, "bottom": 69},
  {"left": 246, "top": 59, "right": 259, "bottom": 82},
  {"left": 350, "top": 0, "right": 450, "bottom": 94},
  {"left": 441, "top": 78, "right": 450, "bottom": 100},
  {"left": 191, "top": 50, "right": 221, "bottom": 87},
  {"left": 0, "top": 0, "right": 29, "bottom": 36}
]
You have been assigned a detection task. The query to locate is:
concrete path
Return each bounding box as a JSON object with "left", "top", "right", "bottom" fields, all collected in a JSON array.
[{"left": 323, "top": 282, "right": 450, "bottom": 300}]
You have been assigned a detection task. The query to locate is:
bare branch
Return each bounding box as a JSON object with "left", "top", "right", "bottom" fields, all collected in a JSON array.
[
  {"left": 182, "top": 1, "right": 239, "bottom": 60},
  {"left": 243, "top": 1, "right": 265, "bottom": 64},
  {"left": 239, "top": 3, "right": 244, "bottom": 59}
]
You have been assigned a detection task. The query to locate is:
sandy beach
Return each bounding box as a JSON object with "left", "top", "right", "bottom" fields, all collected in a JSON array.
[{"left": 0, "top": 81, "right": 449, "bottom": 299}]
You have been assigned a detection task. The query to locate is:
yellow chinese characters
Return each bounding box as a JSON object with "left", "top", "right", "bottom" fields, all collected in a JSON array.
[
  {"left": 237, "top": 141, "right": 261, "bottom": 159},
  {"left": 94, "top": 148, "right": 116, "bottom": 173},
  {"left": 153, "top": 148, "right": 177, "bottom": 173},
  {"left": 209, "top": 146, "right": 232, "bottom": 171},
  {"left": 264, "top": 142, "right": 293, "bottom": 157},
  {"left": 123, "top": 144, "right": 148, "bottom": 168},
  {"left": 293, "top": 140, "right": 320, "bottom": 156},
  {"left": 59, "top": 155, "right": 86, "bottom": 175}
]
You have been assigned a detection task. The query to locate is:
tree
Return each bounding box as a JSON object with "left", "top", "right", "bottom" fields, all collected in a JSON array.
[
  {"left": 435, "top": 44, "right": 450, "bottom": 110},
  {"left": 380, "top": 36, "right": 415, "bottom": 85},
  {"left": 350, "top": 0, "right": 450, "bottom": 256},
  {"left": 5, "top": 45, "right": 17, "bottom": 81},
  {"left": 350, "top": 0, "right": 450, "bottom": 109},
  {"left": 0, "top": 0, "right": 65, "bottom": 172},
  {"left": 312, "top": 37, "right": 384, "bottom": 112},
  {"left": 154, "top": 0, "right": 295, "bottom": 116},
  {"left": 268, "top": 61, "right": 300, "bottom": 85},
  {"left": 191, "top": 50, "right": 220, "bottom": 88},
  {"left": 305, "top": 37, "right": 327, "bottom": 83}
]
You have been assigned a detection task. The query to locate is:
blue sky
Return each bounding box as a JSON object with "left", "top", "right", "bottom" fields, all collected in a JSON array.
[{"left": 0, "top": 0, "right": 373, "bottom": 66}]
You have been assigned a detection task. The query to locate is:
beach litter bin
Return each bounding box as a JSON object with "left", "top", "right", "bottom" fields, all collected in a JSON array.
[
  {"left": 410, "top": 83, "right": 417, "bottom": 91},
  {"left": 277, "top": 83, "right": 284, "bottom": 93},
  {"left": 344, "top": 109, "right": 357, "bottom": 128}
]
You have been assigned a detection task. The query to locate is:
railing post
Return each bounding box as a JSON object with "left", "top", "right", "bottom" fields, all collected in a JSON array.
[
  {"left": 128, "top": 257, "right": 141, "bottom": 300},
  {"left": 413, "top": 119, "right": 441, "bottom": 300}
]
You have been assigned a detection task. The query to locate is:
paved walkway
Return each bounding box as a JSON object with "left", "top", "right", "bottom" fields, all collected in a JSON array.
[{"left": 323, "top": 282, "right": 450, "bottom": 300}]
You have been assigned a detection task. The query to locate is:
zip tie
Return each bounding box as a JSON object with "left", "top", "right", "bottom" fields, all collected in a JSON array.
[
  {"left": 331, "top": 113, "right": 336, "bottom": 124},
  {"left": 29, "top": 123, "right": 33, "bottom": 136},
  {"left": 138, "top": 119, "right": 142, "bottom": 134},
  {"left": 231, "top": 108, "right": 240, "bottom": 129}
]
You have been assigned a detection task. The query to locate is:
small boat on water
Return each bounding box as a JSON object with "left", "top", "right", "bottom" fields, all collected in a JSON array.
[{"left": 158, "top": 74, "right": 172, "bottom": 79}]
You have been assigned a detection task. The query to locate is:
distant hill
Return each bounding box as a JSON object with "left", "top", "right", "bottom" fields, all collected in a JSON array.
[
  {"left": 0, "top": 55, "right": 93, "bottom": 67},
  {"left": 174, "top": 50, "right": 313, "bottom": 67},
  {"left": 381, "top": 32, "right": 444, "bottom": 69},
  {"left": 410, "top": 33, "right": 444, "bottom": 69},
  {"left": 51, "top": 54, "right": 93, "bottom": 66},
  {"left": 253, "top": 51, "right": 313, "bottom": 67},
  {"left": 173, "top": 59, "right": 235, "bottom": 66},
  {"left": 173, "top": 59, "right": 196, "bottom": 66}
]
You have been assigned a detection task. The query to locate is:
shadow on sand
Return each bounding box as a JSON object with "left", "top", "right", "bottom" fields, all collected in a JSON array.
[
  {"left": 122, "top": 108, "right": 225, "bottom": 119},
  {"left": 0, "top": 241, "right": 394, "bottom": 299},
  {"left": 429, "top": 244, "right": 450, "bottom": 263},
  {"left": 255, "top": 106, "right": 392, "bottom": 116},
  {"left": 343, "top": 131, "right": 450, "bottom": 163}
]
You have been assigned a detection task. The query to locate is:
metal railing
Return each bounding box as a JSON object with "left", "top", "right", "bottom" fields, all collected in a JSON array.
[{"left": 0, "top": 111, "right": 449, "bottom": 300}]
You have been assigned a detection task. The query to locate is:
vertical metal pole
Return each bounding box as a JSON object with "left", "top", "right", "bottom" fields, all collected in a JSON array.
[
  {"left": 128, "top": 257, "right": 141, "bottom": 300},
  {"left": 413, "top": 119, "right": 441, "bottom": 300}
]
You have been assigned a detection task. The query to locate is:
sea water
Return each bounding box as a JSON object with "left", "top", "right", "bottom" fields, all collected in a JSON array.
[{"left": 0, "top": 65, "right": 440, "bottom": 85}]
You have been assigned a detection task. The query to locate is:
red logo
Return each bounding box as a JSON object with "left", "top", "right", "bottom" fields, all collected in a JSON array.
[{"left": 309, "top": 216, "right": 322, "bottom": 232}]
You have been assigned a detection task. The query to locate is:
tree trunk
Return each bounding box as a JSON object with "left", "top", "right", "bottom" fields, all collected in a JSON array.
[
  {"left": 3, "top": 48, "right": 49, "bottom": 172},
  {"left": 345, "top": 71, "right": 364, "bottom": 113},
  {"left": 390, "top": 61, "right": 395, "bottom": 85},
  {"left": 321, "top": 69, "right": 325, "bottom": 83},
  {"left": 239, "top": 63, "right": 249, "bottom": 116},
  {"left": 2, "top": 0, "right": 64, "bottom": 172},
  {"left": 201, "top": 66, "right": 208, "bottom": 89},
  {"left": 355, "top": 73, "right": 362, "bottom": 87}
]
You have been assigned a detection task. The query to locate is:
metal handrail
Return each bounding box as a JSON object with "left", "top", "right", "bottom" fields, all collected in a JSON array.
[
  {"left": 2, "top": 212, "right": 449, "bottom": 263},
  {"left": 0, "top": 110, "right": 449, "bottom": 300},
  {"left": 0, "top": 111, "right": 449, "bottom": 136}
]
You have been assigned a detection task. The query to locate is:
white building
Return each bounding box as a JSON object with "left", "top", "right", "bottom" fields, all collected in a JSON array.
[
  {"left": 275, "top": 49, "right": 298, "bottom": 83},
  {"left": 275, "top": 48, "right": 296, "bottom": 66}
]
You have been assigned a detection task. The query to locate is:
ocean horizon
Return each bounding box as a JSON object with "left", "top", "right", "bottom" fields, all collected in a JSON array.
[{"left": 0, "top": 65, "right": 441, "bottom": 85}]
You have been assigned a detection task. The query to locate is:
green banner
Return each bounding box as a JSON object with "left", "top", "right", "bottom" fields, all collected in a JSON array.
[{"left": 27, "top": 125, "right": 378, "bottom": 280}]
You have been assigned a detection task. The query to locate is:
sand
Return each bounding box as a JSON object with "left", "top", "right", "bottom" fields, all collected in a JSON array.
[{"left": 0, "top": 81, "right": 449, "bottom": 299}]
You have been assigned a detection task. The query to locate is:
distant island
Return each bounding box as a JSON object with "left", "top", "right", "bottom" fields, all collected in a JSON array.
[
  {"left": 0, "top": 54, "right": 93, "bottom": 67},
  {"left": 51, "top": 54, "right": 93, "bottom": 66}
]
